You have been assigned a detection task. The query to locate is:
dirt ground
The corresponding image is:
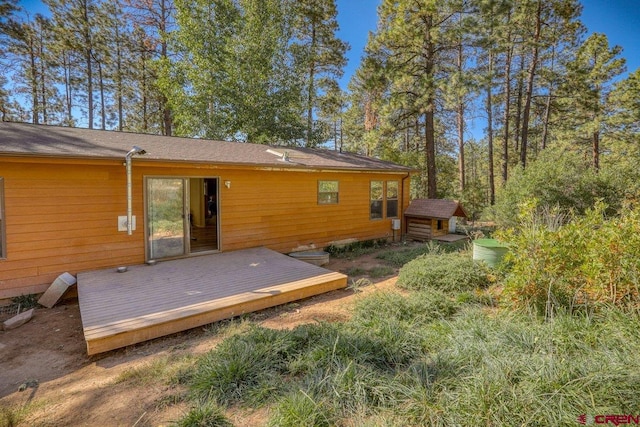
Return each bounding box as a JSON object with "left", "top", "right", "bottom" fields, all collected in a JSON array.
[{"left": 0, "top": 247, "right": 405, "bottom": 427}]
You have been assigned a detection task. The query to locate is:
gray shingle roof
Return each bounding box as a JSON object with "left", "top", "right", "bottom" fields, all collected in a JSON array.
[
  {"left": 405, "top": 199, "right": 468, "bottom": 219},
  {"left": 0, "top": 122, "right": 413, "bottom": 172}
]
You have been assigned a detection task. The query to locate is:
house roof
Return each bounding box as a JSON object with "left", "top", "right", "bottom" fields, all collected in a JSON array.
[
  {"left": 404, "top": 199, "right": 468, "bottom": 219},
  {"left": 0, "top": 122, "right": 413, "bottom": 172}
]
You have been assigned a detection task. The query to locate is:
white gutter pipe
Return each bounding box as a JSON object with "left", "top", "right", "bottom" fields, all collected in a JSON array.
[{"left": 125, "top": 146, "right": 147, "bottom": 235}]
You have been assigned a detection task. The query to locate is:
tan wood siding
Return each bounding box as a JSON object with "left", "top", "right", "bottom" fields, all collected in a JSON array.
[
  {"left": 1, "top": 160, "right": 145, "bottom": 299},
  {"left": 216, "top": 169, "right": 404, "bottom": 253},
  {"left": 1, "top": 158, "right": 410, "bottom": 299}
]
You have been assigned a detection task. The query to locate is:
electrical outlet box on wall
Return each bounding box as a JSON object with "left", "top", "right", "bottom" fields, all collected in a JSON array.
[{"left": 117, "top": 215, "right": 136, "bottom": 232}]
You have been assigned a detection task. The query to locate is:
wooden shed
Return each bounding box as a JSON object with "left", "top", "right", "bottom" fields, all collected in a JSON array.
[
  {"left": 0, "top": 122, "right": 414, "bottom": 301},
  {"left": 404, "top": 199, "right": 468, "bottom": 241}
]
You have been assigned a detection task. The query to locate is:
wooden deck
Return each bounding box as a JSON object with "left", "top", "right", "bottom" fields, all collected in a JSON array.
[{"left": 77, "top": 247, "right": 347, "bottom": 355}]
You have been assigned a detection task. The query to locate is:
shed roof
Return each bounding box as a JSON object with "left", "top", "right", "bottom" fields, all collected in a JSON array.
[
  {"left": 404, "top": 199, "right": 468, "bottom": 219},
  {"left": 0, "top": 122, "right": 413, "bottom": 172}
]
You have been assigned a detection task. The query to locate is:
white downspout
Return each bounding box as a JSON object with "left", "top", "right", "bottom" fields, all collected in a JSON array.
[{"left": 125, "top": 146, "right": 147, "bottom": 235}]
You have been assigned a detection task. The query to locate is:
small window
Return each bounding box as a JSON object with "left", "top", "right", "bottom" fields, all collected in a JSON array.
[
  {"left": 386, "top": 181, "right": 399, "bottom": 218},
  {"left": 0, "top": 177, "right": 5, "bottom": 259},
  {"left": 318, "top": 180, "right": 339, "bottom": 204},
  {"left": 370, "top": 181, "right": 383, "bottom": 219},
  {"left": 437, "top": 219, "right": 444, "bottom": 230}
]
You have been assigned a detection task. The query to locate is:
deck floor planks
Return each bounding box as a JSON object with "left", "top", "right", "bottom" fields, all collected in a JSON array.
[{"left": 77, "top": 247, "right": 347, "bottom": 355}]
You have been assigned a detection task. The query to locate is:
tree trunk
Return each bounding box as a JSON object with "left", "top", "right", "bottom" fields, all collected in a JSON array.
[
  {"left": 306, "top": 20, "right": 316, "bottom": 147},
  {"left": 424, "top": 14, "right": 437, "bottom": 199},
  {"left": 514, "top": 53, "right": 525, "bottom": 153},
  {"left": 82, "top": 0, "right": 94, "bottom": 129},
  {"left": 28, "top": 32, "right": 39, "bottom": 125},
  {"left": 502, "top": 44, "right": 512, "bottom": 184},
  {"left": 456, "top": 42, "right": 465, "bottom": 193},
  {"left": 541, "top": 45, "right": 556, "bottom": 150},
  {"left": 97, "top": 59, "right": 106, "bottom": 130},
  {"left": 487, "top": 51, "right": 495, "bottom": 205},
  {"left": 63, "top": 51, "right": 73, "bottom": 125},
  {"left": 115, "top": 20, "right": 123, "bottom": 131},
  {"left": 425, "top": 110, "right": 437, "bottom": 198},
  {"left": 520, "top": 0, "right": 542, "bottom": 168},
  {"left": 38, "top": 26, "right": 47, "bottom": 124},
  {"left": 593, "top": 130, "right": 599, "bottom": 171},
  {"left": 160, "top": 0, "right": 172, "bottom": 136}
]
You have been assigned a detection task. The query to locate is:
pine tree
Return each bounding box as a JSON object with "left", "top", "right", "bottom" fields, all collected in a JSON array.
[
  {"left": 6, "top": 13, "right": 63, "bottom": 124},
  {"left": 369, "top": 0, "right": 461, "bottom": 198},
  {"left": 291, "top": 0, "right": 348, "bottom": 147},
  {"left": 123, "top": 0, "right": 175, "bottom": 135},
  {"left": 45, "top": 0, "right": 102, "bottom": 129},
  {"left": 561, "top": 33, "right": 625, "bottom": 171}
]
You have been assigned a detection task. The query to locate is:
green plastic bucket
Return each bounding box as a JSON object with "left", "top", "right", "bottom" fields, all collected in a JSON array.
[{"left": 472, "top": 239, "right": 509, "bottom": 267}]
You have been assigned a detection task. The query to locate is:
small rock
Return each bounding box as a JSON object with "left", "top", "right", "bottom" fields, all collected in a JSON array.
[{"left": 3, "top": 308, "right": 35, "bottom": 330}]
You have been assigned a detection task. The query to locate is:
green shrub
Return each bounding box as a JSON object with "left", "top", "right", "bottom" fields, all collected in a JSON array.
[
  {"left": 396, "top": 253, "right": 491, "bottom": 293},
  {"left": 173, "top": 402, "right": 232, "bottom": 427},
  {"left": 288, "top": 321, "right": 411, "bottom": 373},
  {"left": 352, "top": 290, "right": 459, "bottom": 326},
  {"left": 190, "top": 326, "right": 294, "bottom": 405},
  {"left": 498, "top": 200, "right": 640, "bottom": 315},
  {"left": 268, "top": 392, "right": 335, "bottom": 427},
  {"left": 486, "top": 147, "right": 622, "bottom": 227}
]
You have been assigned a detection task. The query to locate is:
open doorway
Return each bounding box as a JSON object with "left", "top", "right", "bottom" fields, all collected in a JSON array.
[
  {"left": 146, "top": 177, "right": 219, "bottom": 260},
  {"left": 190, "top": 178, "right": 218, "bottom": 253}
]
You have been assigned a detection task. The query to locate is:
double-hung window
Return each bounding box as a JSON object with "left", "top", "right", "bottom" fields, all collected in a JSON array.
[{"left": 370, "top": 180, "right": 399, "bottom": 220}]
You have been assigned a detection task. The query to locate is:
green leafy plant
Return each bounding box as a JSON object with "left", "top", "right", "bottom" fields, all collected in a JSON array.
[
  {"left": 498, "top": 200, "right": 640, "bottom": 316},
  {"left": 173, "top": 402, "right": 233, "bottom": 427},
  {"left": 268, "top": 391, "right": 335, "bottom": 427},
  {"left": 396, "top": 252, "right": 491, "bottom": 293}
]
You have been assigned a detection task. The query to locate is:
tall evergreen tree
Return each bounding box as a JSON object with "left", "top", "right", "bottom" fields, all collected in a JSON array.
[
  {"left": 123, "top": 0, "right": 175, "bottom": 135},
  {"left": 369, "top": 0, "right": 461, "bottom": 198},
  {"left": 291, "top": 0, "right": 348, "bottom": 147},
  {"left": 6, "top": 13, "right": 63, "bottom": 124},
  {"left": 45, "top": 0, "right": 102, "bottom": 129},
  {"left": 561, "top": 33, "right": 625, "bottom": 171},
  {"left": 0, "top": 0, "right": 19, "bottom": 120}
]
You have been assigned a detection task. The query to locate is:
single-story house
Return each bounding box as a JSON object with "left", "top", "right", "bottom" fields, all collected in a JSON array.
[
  {"left": 404, "top": 198, "right": 468, "bottom": 240},
  {"left": 0, "top": 122, "right": 413, "bottom": 301}
]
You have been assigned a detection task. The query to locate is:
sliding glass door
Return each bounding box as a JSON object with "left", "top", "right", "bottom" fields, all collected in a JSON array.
[
  {"left": 146, "top": 177, "right": 219, "bottom": 260},
  {"left": 147, "top": 178, "right": 186, "bottom": 259}
]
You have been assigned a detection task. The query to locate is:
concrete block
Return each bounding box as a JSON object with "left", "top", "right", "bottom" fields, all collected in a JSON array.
[
  {"left": 38, "top": 272, "right": 77, "bottom": 308},
  {"left": 3, "top": 308, "right": 34, "bottom": 330}
]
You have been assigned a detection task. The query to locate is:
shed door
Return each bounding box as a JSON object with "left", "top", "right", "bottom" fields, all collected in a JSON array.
[{"left": 147, "top": 178, "right": 187, "bottom": 259}]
